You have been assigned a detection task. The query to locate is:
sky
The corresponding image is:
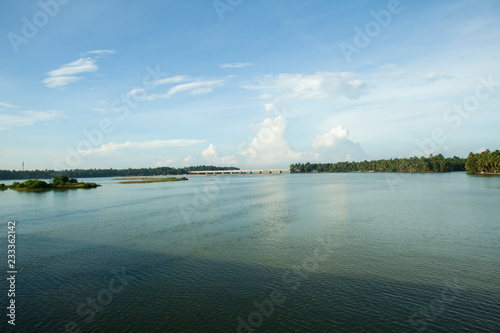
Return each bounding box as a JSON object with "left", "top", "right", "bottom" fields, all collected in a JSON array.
[{"left": 0, "top": 0, "right": 499, "bottom": 170}]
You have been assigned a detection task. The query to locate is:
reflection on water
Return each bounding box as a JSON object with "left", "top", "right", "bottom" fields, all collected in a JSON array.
[{"left": 0, "top": 173, "right": 499, "bottom": 332}]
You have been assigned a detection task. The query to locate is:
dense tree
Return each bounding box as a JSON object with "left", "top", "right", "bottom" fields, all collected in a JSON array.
[
  {"left": 465, "top": 149, "right": 500, "bottom": 174},
  {"left": 290, "top": 154, "right": 467, "bottom": 173}
]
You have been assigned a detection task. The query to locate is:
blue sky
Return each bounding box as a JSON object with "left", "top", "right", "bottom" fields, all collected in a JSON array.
[{"left": 1, "top": 0, "right": 499, "bottom": 170}]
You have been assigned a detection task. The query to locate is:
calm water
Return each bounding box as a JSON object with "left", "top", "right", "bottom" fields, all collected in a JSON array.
[{"left": 0, "top": 173, "right": 499, "bottom": 332}]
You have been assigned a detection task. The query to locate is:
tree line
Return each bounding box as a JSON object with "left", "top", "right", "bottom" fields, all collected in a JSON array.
[
  {"left": 290, "top": 154, "right": 467, "bottom": 173},
  {"left": 465, "top": 149, "right": 500, "bottom": 174},
  {"left": 0, "top": 165, "right": 239, "bottom": 181}
]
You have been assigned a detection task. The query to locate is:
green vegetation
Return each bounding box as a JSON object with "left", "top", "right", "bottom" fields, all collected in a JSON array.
[
  {"left": 465, "top": 149, "right": 500, "bottom": 174},
  {"left": 0, "top": 165, "right": 239, "bottom": 181},
  {"left": 291, "top": 154, "right": 466, "bottom": 173},
  {"left": 117, "top": 177, "right": 188, "bottom": 184},
  {"left": 0, "top": 176, "right": 100, "bottom": 192}
]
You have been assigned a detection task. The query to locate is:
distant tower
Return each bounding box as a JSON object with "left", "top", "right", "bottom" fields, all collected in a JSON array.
[{"left": 22, "top": 161, "right": 24, "bottom": 171}]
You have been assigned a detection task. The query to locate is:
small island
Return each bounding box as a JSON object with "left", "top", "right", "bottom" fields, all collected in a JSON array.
[
  {"left": 116, "top": 177, "right": 188, "bottom": 184},
  {"left": 0, "top": 176, "right": 100, "bottom": 192}
]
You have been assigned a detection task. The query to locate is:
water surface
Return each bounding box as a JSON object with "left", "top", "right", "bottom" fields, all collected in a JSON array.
[{"left": 0, "top": 173, "right": 499, "bottom": 332}]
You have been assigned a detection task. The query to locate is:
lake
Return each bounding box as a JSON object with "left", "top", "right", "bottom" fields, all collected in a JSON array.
[{"left": 0, "top": 172, "right": 499, "bottom": 332}]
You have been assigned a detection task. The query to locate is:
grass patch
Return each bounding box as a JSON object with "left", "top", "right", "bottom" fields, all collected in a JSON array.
[{"left": 117, "top": 177, "right": 188, "bottom": 184}]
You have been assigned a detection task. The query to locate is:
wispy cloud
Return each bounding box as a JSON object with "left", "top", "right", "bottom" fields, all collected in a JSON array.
[
  {"left": 43, "top": 76, "right": 83, "bottom": 88},
  {"left": 43, "top": 50, "right": 115, "bottom": 88},
  {"left": 82, "top": 50, "right": 116, "bottom": 57},
  {"left": 0, "top": 110, "right": 65, "bottom": 131},
  {"left": 242, "top": 72, "right": 368, "bottom": 101},
  {"left": 420, "top": 72, "right": 455, "bottom": 83},
  {"left": 220, "top": 62, "right": 253, "bottom": 68},
  {"left": 148, "top": 75, "right": 190, "bottom": 86},
  {"left": 79, "top": 139, "right": 206, "bottom": 154},
  {"left": 0, "top": 102, "right": 18, "bottom": 109},
  {"left": 146, "top": 79, "right": 225, "bottom": 100}
]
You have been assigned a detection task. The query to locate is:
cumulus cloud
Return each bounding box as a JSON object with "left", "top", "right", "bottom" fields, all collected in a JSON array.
[
  {"left": 43, "top": 50, "right": 114, "bottom": 88},
  {"left": 242, "top": 72, "right": 368, "bottom": 101},
  {"left": 182, "top": 155, "right": 194, "bottom": 166},
  {"left": 220, "top": 62, "right": 253, "bottom": 68},
  {"left": 201, "top": 143, "right": 237, "bottom": 166},
  {"left": 79, "top": 139, "right": 206, "bottom": 154},
  {"left": 0, "top": 110, "right": 65, "bottom": 131},
  {"left": 239, "top": 116, "right": 319, "bottom": 167},
  {"left": 312, "top": 126, "right": 349, "bottom": 149},
  {"left": 155, "top": 158, "right": 175, "bottom": 167},
  {"left": 312, "top": 125, "right": 366, "bottom": 162}
]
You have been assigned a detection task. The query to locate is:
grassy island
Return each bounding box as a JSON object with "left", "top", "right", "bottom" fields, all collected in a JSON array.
[
  {"left": 0, "top": 176, "right": 100, "bottom": 192},
  {"left": 116, "top": 177, "right": 188, "bottom": 184}
]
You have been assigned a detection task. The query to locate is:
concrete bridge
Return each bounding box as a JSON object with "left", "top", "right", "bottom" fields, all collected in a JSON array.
[{"left": 189, "top": 169, "right": 288, "bottom": 175}]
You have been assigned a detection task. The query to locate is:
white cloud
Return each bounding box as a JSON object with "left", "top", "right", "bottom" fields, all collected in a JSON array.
[
  {"left": 148, "top": 75, "right": 190, "bottom": 86},
  {"left": 0, "top": 102, "right": 18, "bottom": 109},
  {"left": 239, "top": 116, "right": 319, "bottom": 167},
  {"left": 201, "top": 143, "right": 237, "bottom": 166},
  {"left": 46, "top": 58, "right": 98, "bottom": 77},
  {"left": 182, "top": 155, "right": 194, "bottom": 166},
  {"left": 421, "top": 72, "right": 455, "bottom": 83},
  {"left": 201, "top": 143, "right": 219, "bottom": 162},
  {"left": 312, "top": 126, "right": 349, "bottom": 149},
  {"left": 155, "top": 158, "right": 175, "bottom": 167},
  {"left": 0, "top": 110, "right": 64, "bottom": 131},
  {"left": 127, "top": 88, "right": 145, "bottom": 96},
  {"left": 220, "top": 62, "right": 253, "bottom": 68},
  {"left": 242, "top": 72, "right": 368, "bottom": 101},
  {"left": 311, "top": 125, "right": 366, "bottom": 162},
  {"left": 82, "top": 50, "right": 116, "bottom": 57},
  {"left": 79, "top": 139, "right": 206, "bottom": 154},
  {"left": 43, "top": 76, "right": 83, "bottom": 88},
  {"left": 44, "top": 50, "right": 114, "bottom": 88},
  {"left": 146, "top": 79, "right": 224, "bottom": 100}
]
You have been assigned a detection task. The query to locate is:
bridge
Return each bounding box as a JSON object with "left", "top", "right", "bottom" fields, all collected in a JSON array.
[{"left": 189, "top": 169, "right": 289, "bottom": 175}]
